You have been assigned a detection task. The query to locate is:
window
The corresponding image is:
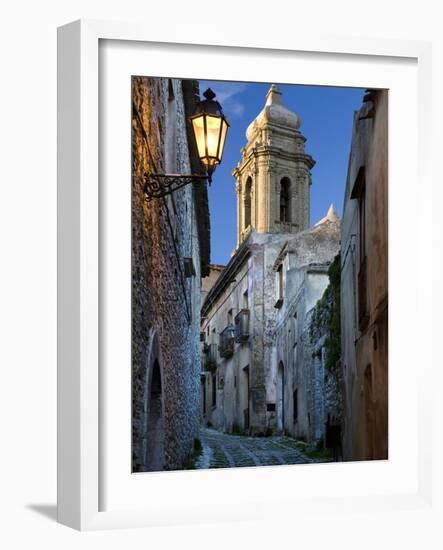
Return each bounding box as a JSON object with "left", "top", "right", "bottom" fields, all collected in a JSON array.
[
  {"left": 244, "top": 177, "right": 252, "bottom": 228},
  {"left": 274, "top": 264, "right": 284, "bottom": 308},
  {"left": 243, "top": 290, "right": 249, "bottom": 309},
  {"left": 183, "top": 257, "right": 195, "bottom": 278},
  {"left": 280, "top": 177, "right": 291, "bottom": 222},
  {"left": 227, "top": 308, "right": 233, "bottom": 325},
  {"left": 351, "top": 167, "right": 369, "bottom": 329},
  {"left": 350, "top": 166, "right": 366, "bottom": 267},
  {"left": 358, "top": 184, "right": 366, "bottom": 267}
]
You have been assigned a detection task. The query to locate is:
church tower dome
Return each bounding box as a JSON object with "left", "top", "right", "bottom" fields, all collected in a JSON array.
[
  {"left": 246, "top": 84, "right": 301, "bottom": 142},
  {"left": 233, "top": 84, "right": 315, "bottom": 248}
]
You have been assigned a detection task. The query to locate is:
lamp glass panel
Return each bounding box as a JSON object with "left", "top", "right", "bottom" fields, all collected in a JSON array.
[
  {"left": 191, "top": 116, "right": 207, "bottom": 160},
  {"left": 217, "top": 119, "right": 228, "bottom": 161},
  {"left": 205, "top": 115, "right": 223, "bottom": 162}
]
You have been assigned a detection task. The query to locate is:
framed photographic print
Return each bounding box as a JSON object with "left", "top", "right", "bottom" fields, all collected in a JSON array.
[{"left": 57, "top": 19, "right": 433, "bottom": 530}]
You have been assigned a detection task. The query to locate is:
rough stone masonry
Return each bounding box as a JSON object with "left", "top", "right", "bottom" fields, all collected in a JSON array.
[{"left": 131, "top": 76, "right": 210, "bottom": 471}]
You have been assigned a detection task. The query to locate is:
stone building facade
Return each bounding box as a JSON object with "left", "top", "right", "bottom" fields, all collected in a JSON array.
[
  {"left": 340, "top": 89, "right": 388, "bottom": 461},
  {"left": 132, "top": 76, "right": 210, "bottom": 471},
  {"left": 200, "top": 85, "right": 339, "bottom": 444},
  {"left": 273, "top": 210, "right": 341, "bottom": 443}
]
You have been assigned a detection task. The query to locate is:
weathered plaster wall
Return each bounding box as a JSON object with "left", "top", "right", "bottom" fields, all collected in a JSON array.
[{"left": 341, "top": 90, "right": 388, "bottom": 461}]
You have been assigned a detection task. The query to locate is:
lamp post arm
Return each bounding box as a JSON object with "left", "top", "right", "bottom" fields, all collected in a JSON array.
[{"left": 142, "top": 173, "right": 208, "bottom": 201}]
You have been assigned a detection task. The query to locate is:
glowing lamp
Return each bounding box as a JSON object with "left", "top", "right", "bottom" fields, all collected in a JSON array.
[{"left": 190, "top": 88, "right": 229, "bottom": 183}]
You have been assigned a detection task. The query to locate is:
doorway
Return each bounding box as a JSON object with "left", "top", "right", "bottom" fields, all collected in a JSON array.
[
  {"left": 364, "top": 363, "right": 375, "bottom": 460},
  {"left": 277, "top": 361, "right": 285, "bottom": 431},
  {"left": 145, "top": 359, "right": 165, "bottom": 471},
  {"left": 242, "top": 366, "right": 250, "bottom": 430}
]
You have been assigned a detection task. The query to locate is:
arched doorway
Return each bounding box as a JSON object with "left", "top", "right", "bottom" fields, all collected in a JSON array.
[
  {"left": 145, "top": 358, "right": 165, "bottom": 471},
  {"left": 277, "top": 361, "right": 285, "bottom": 431}
]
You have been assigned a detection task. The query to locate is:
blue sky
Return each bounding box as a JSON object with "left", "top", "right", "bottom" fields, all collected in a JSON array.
[{"left": 198, "top": 80, "right": 366, "bottom": 266}]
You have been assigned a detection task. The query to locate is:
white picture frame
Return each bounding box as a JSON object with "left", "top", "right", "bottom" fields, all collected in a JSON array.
[{"left": 57, "top": 19, "right": 434, "bottom": 531}]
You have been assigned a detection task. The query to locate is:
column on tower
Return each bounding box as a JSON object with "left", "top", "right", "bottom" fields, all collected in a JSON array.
[{"left": 235, "top": 178, "right": 242, "bottom": 248}]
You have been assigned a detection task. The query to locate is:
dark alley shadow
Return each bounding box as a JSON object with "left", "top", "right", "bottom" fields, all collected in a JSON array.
[{"left": 26, "top": 503, "right": 57, "bottom": 522}]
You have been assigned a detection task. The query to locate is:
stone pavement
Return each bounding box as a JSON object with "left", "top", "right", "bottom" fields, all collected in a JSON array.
[{"left": 195, "top": 427, "right": 317, "bottom": 469}]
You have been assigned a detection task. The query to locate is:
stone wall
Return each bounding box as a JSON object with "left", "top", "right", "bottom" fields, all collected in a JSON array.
[
  {"left": 131, "top": 77, "right": 209, "bottom": 471},
  {"left": 306, "top": 255, "right": 343, "bottom": 446}
]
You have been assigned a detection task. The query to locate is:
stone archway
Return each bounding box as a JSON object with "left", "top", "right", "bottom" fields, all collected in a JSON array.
[
  {"left": 143, "top": 330, "right": 165, "bottom": 471},
  {"left": 146, "top": 359, "right": 164, "bottom": 471}
]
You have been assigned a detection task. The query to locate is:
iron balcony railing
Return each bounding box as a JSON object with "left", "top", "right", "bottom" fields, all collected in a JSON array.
[
  {"left": 234, "top": 308, "right": 250, "bottom": 343},
  {"left": 219, "top": 325, "right": 235, "bottom": 358}
]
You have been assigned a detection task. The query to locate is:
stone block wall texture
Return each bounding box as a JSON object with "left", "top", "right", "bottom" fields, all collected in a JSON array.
[{"left": 131, "top": 76, "right": 206, "bottom": 471}]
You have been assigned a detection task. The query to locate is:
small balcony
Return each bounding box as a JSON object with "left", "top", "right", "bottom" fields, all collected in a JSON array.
[
  {"left": 219, "top": 325, "right": 235, "bottom": 359},
  {"left": 235, "top": 309, "right": 250, "bottom": 343},
  {"left": 203, "top": 343, "right": 218, "bottom": 371}
]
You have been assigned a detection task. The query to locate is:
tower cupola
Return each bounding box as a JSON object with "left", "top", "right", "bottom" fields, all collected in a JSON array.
[{"left": 233, "top": 84, "right": 315, "bottom": 247}]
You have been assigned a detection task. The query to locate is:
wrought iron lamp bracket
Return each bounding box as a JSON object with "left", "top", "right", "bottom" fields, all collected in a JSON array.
[{"left": 143, "top": 173, "right": 208, "bottom": 201}]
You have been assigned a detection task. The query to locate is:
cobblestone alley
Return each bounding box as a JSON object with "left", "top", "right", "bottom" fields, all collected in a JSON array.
[{"left": 194, "top": 428, "right": 330, "bottom": 469}]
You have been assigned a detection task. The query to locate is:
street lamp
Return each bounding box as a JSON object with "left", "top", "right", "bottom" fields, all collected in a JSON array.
[
  {"left": 190, "top": 88, "right": 229, "bottom": 183},
  {"left": 144, "top": 88, "right": 229, "bottom": 200}
]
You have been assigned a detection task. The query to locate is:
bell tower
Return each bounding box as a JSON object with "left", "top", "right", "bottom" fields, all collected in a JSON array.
[{"left": 233, "top": 84, "right": 315, "bottom": 248}]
